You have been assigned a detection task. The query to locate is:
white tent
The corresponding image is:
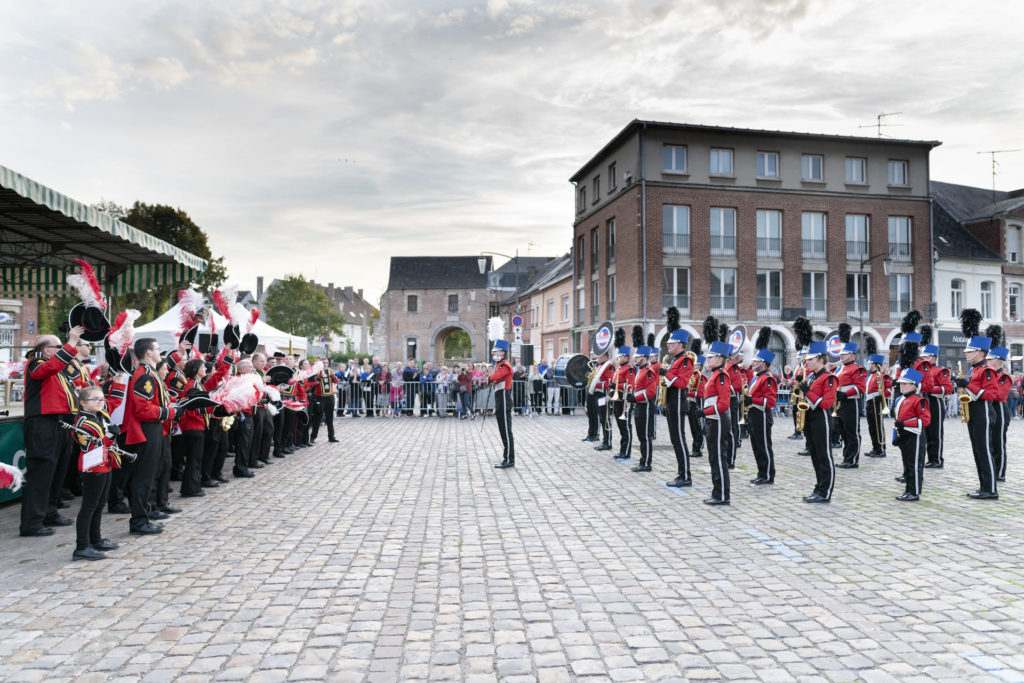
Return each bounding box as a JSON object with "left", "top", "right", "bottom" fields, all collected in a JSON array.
[{"left": 133, "top": 301, "right": 308, "bottom": 354}]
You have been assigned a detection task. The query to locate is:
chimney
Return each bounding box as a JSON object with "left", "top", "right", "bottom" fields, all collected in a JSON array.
[
  {"left": 328, "top": 282, "right": 335, "bottom": 299},
  {"left": 257, "top": 276, "right": 264, "bottom": 300},
  {"left": 344, "top": 286, "right": 354, "bottom": 299},
  {"left": 528, "top": 265, "right": 536, "bottom": 281},
  {"left": 357, "top": 288, "right": 363, "bottom": 299}
]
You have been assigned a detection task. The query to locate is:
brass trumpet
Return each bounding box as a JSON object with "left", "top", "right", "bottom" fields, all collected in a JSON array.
[{"left": 610, "top": 364, "right": 622, "bottom": 403}]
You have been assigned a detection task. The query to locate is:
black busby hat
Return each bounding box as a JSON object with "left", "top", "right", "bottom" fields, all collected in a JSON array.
[
  {"left": 266, "top": 365, "right": 294, "bottom": 385},
  {"left": 239, "top": 333, "right": 259, "bottom": 355},
  {"left": 68, "top": 302, "right": 111, "bottom": 343}
]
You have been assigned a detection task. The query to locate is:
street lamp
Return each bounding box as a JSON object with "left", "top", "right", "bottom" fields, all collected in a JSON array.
[{"left": 855, "top": 251, "right": 893, "bottom": 365}]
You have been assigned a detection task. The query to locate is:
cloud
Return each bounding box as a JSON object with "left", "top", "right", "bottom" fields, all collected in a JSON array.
[{"left": 135, "top": 56, "right": 191, "bottom": 89}]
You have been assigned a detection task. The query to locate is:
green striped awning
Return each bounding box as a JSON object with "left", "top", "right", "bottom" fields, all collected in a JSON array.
[{"left": 0, "top": 263, "right": 201, "bottom": 298}]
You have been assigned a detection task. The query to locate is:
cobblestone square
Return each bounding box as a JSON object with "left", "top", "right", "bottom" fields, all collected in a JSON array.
[{"left": 1, "top": 414, "right": 1023, "bottom": 682}]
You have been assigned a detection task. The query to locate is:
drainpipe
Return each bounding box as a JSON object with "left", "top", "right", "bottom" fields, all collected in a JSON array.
[
  {"left": 640, "top": 123, "right": 648, "bottom": 327},
  {"left": 571, "top": 184, "right": 578, "bottom": 351},
  {"left": 927, "top": 155, "right": 935, "bottom": 323}
]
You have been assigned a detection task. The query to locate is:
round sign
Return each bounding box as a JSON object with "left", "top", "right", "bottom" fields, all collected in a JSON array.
[
  {"left": 729, "top": 330, "right": 743, "bottom": 353},
  {"left": 826, "top": 334, "right": 842, "bottom": 357},
  {"left": 595, "top": 327, "right": 611, "bottom": 350},
  {"left": 511, "top": 315, "right": 523, "bottom": 328}
]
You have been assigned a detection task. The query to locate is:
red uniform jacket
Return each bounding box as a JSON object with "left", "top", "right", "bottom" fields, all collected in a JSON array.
[
  {"left": 593, "top": 362, "right": 615, "bottom": 393},
  {"left": 613, "top": 364, "right": 635, "bottom": 396},
  {"left": 965, "top": 362, "right": 1000, "bottom": 402},
  {"left": 632, "top": 364, "right": 658, "bottom": 403},
  {"left": 694, "top": 370, "right": 707, "bottom": 397},
  {"left": 805, "top": 370, "right": 838, "bottom": 412},
  {"left": 489, "top": 360, "right": 513, "bottom": 390},
  {"left": 725, "top": 361, "right": 744, "bottom": 396},
  {"left": 836, "top": 361, "right": 867, "bottom": 399},
  {"left": 893, "top": 391, "right": 931, "bottom": 433},
  {"left": 123, "top": 364, "right": 176, "bottom": 445},
  {"left": 664, "top": 353, "right": 694, "bottom": 393},
  {"left": 701, "top": 367, "right": 731, "bottom": 418},
  {"left": 748, "top": 370, "right": 778, "bottom": 411},
  {"left": 866, "top": 371, "right": 892, "bottom": 401},
  {"left": 995, "top": 370, "right": 1012, "bottom": 402},
  {"left": 72, "top": 410, "right": 115, "bottom": 474},
  {"left": 912, "top": 359, "right": 935, "bottom": 395},
  {"left": 25, "top": 343, "right": 78, "bottom": 417},
  {"left": 928, "top": 365, "right": 954, "bottom": 397}
]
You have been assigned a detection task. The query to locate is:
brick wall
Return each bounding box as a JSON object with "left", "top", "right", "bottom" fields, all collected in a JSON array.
[{"left": 381, "top": 287, "right": 492, "bottom": 363}]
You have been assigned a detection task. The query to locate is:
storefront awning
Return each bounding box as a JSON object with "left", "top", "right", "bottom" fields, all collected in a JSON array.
[{"left": 0, "top": 163, "right": 207, "bottom": 297}]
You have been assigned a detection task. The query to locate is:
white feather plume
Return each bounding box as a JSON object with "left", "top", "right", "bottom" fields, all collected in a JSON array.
[
  {"left": 210, "top": 373, "right": 265, "bottom": 413},
  {"left": 0, "top": 361, "right": 25, "bottom": 382},
  {"left": 107, "top": 309, "right": 141, "bottom": 355},
  {"left": 487, "top": 316, "right": 505, "bottom": 342},
  {"left": 1, "top": 462, "right": 24, "bottom": 492},
  {"left": 290, "top": 361, "right": 324, "bottom": 384},
  {"left": 263, "top": 386, "right": 281, "bottom": 402}
]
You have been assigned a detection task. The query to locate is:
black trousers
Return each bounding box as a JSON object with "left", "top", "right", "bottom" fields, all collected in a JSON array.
[
  {"left": 108, "top": 433, "right": 130, "bottom": 510},
  {"left": 968, "top": 401, "right": 998, "bottom": 494},
  {"left": 836, "top": 398, "right": 860, "bottom": 465},
  {"left": 255, "top": 407, "right": 275, "bottom": 462},
  {"left": 725, "top": 397, "right": 738, "bottom": 466},
  {"left": 235, "top": 414, "right": 254, "bottom": 474},
  {"left": 897, "top": 429, "right": 925, "bottom": 496},
  {"left": 310, "top": 396, "right": 335, "bottom": 441},
  {"left": 20, "top": 414, "right": 67, "bottom": 534},
  {"left": 665, "top": 389, "right": 690, "bottom": 480},
  {"left": 748, "top": 408, "right": 774, "bottom": 481},
  {"left": 128, "top": 422, "right": 162, "bottom": 529},
  {"left": 865, "top": 396, "right": 886, "bottom": 453},
  {"left": 170, "top": 431, "right": 186, "bottom": 479},
  {"left": 212, "top": 425, "right": 229, "bottom": 476},
  {"left": 76, "top": 470, "right": 111, "bottom": 549},
  {"left": 613, "top": 399, "right": 632, "bottom": 456},
  {"left": 272, "top": 411, "right": 285, "bottom": 456},
  {"left": 1000, "top": 403, "right": 1010, "bottom": 480},
  {"left": 707, "top": 414, "right": 730, "bottom": 502},
  {"left": 51, "top": 421, "right": 74, "bottom": 509},
  {"left": 180, "top": 430, "right": 205, "bottom": 495},
  {"left": 420, "top": 388, "right": 435, "bottom": 416},
  {"left": 594, "top": 392, "right": 611, "bottom": 444},
  {"left": 633, "top": 400, "right": 650, "bottom": 468},
  {"left": 925, "top": 395, "right": 944, "bottom": 465},
  {"left": 648, "top": 400, "right": 656, "bottom": 440},
  {"left": 494, "top": 388, "right": 514, "bottom": 463},
  {"left": 282, "top": 411, "right": 297, "bottom": 450},
  {"left": 308, "top": 399, "right": 323, "bottom": 440},
  {"left": 585, "top": 392, "right": 599, "bottom": 438},
  {"left": 990, "top": 401, "right": 1005, "bottom": 483},
  {"left": 805, "top": 408, "right": 835, "bottom": 499},
  {"left": 149, "top": 434, "right": 171, "bottom": 510},
  {"left": 202, "top": 427, "right": 222, "bottom": 480},
  {"left": 688, "top": 403, "right": 703, "bottom": 454}
]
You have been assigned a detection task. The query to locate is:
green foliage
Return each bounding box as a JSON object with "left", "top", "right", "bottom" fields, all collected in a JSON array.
[
  {"left": 263, "top": 275, "right": 346, "bottom": 340},
  {"left": 330, "top": 352, "right": 373, "bottom": 365},
  {"left": 37, "top": 296, "right": 78, "bottom": 336},
  {"left": 443, "top": 329, "right": 472, "bottom": 359}
]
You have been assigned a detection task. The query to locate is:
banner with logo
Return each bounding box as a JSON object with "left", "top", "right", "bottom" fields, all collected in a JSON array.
[{"left": 592, "top": 320, "right": 614, "bottom": 356}]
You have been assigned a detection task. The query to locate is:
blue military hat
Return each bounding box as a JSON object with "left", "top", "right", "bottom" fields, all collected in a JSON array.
[
  {"left": 966, "top": 336, "right": 992, "bottom": 351},
  {"left": 868, "top": 353, "right": 886, "bottom": 365},
  {"left": 806, "top": 341, "right": 828, "bottom": 357},
  {"left": 841, "top": 342, "right": 858, "bottom": 354},
  {"left": 988, "top": 346, "right": 1009, "bottom": 360},
  {"left": 669, "top": 329, "right": 690, "bottom": 344},
  {"left": 492, "top": 339, "right": 510, "bottom": 352},
  {"left": 897, "top": 368, "right": 924, "bottom": 385},
  {"left": 696, "top": 355, "right": 705, "bottom": 365},
  {"left": 707, "top": 341, "right": 733, "bottom": 357},
  {"left": 921, "top": 344, "right": 940, "bottom": 357},
  {"left": 903, "top": 332, "right": 922, "bottom": 344},
  {"left": 616, "top": 345, "right": 632, "bottom": 357},
  {"left": 753, "top": 348, "right": 775, "bottom": 365},
  {"left": 635, "top": 345, "right": 652, "bottom": 357}
]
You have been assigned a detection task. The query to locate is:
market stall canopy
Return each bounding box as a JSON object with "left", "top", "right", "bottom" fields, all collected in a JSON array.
[
  {"left": 134, "top": 302, "right": 308, "bottom": 354},
  {"left": 0, "top": 163, "right": 207, "bottom": 297}
]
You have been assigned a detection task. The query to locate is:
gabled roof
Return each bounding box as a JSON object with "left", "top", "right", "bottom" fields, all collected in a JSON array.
[
  {"left": 491, "top": 256, "right": 557, "bottom": 289},
  {"left": 932, "top": 199, "right": 1003, "bottom": 262},
  {"left": 387, "top": 256, "right": 491, "bottom": 290},
  {"left": 930, "top": 180, "right": 1024, "bottom": 222},
  {"left": 501, "top": 253, "right": 572, "bottom": 303}
]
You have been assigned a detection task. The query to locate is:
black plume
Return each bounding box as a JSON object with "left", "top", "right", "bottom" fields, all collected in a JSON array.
[
  {"left": 754, "top": 326, "right": 772, "bottom": 351},
  {"left": 920, "top": 324, "right": 933, "bottom": 347},
  {"left": 614, "top": 327, "right": 625, "bottom": 348},
  {"left": 690, "top": 338, "right": 702, "bottom": 354},
  {"left": 837, "top": 323, "right": 852, "bottom": 344},
  {"left": 985, "top": 324, "right": 1005, "bottom": 348},
  {"left": 632, "top": 325, "right": 644, "bottom": 348},
  {"left": 900, "top": 309, "right": 922, "bottom": 334},
  {"left": 703, "top": 316, "right": 719, "bottom": 343},
  {"left": 719, "top": 323, "right": 729, "bottom": 343},
  {"left": 647, "top": 332, "right": 655, "bottom": 347},
  {"left": 865, "top": 336, "right": 877, "bottom": 356},
  {"left": 793, "top": 316, "right": 813, "bottom": 349},
  {"left": 899, "top": 340, "right": 919, "bottom": 370},
  {"left": 960, "top": 308, "right": 982, "bottom": 339},
  {"left": 666, "top": 306, "right": 680, "bottom": 333}
]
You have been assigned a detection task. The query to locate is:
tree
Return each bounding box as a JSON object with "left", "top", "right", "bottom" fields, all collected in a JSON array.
[
  {"left": 443, "top": 329, "right": 472, "bottom": 359},
  {"left": 263, "top": 275, "right": 345, "bottom": 340}
]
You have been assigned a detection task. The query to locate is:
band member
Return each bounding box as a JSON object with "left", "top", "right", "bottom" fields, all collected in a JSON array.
[
  {"left": 864, "top": 353, "right": 892, "bottom": 458},
  {"left": 745, "top": 347, "right": 778, "bottom": 484},
  {"left": 788, "top": 350, "right": 807, "bottom": 441},
  {"left": 915, "top": 333, "right": 954, "bottom": 468},
  {"left": 590, "top": 349, "right": 614, "bottom": 451},
  {"left": 646, "top": 336, "right": 659, "bottom": 441},
  {"left": 892, "top": 368, "right": 931, "bottom": 501},
  {"left": 582, "top": 351, "right": 601, "bottom": 443},
  {"left": 70, "top": 386, "right": 119, "bottom": 560},
  {"left": 700, "top": 341, "right": 733, "bottom": 506},
  {"left": 687, "top": 345, "right": 705, "bottom": 460},
  {"left": 310, "top": 360, "right": 338, "bottom": 443},
  {"left": 612, "top": 344, "right": 635, "bottom": 460},
  {"left": 489, "top": 336, "right": 515, "bottom": 469},
  {"left": 628, "top": 345, "right": 657, "bottom": 473},
  {"left": 985, "top": 344, "right": 1012, "bottom": 482},
  {"left": 724, "top": 344, "right": 742, "bottom": 467},
  {"left": 835, "top": 330, "right": 867, "bottom": 469},
  {"left": 662, "top": 328, "right": 694, "bottom": 487},
  {"left": 954, "top": 309, "right": 999, "bottom": 500},
  {"left": 798, "top": 341, "right": 837, "bottom": 503}
]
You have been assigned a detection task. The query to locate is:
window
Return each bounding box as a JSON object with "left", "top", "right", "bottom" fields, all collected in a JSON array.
[
  {"left": 757, "top": 151, "right": 779, "bottom": 178},
  {"left": 547, "top": 299, "right": 555, "bottom": 324},
  {"left": 846, "top": 214, "right": 869, "bottom": 260},
  {"left": 607, "top": 219, "right": 616, "bottom": 264},
  {"left": 577, "top": 286, "right": 585, "bottom": 323},
  {"left": 545, "top": 340, "right": 554, "bottom": 362},
  {"left": 980, "top": 281, "right": 994, "bottom": 319},
  {"left": 531, "top": 305, "right": 539, "bottom": 328},
  {"left": 663, "top": 267, "right": 690, "bottom": 313},
  {"left": 888, "top": 160, "right": 909, "bottom": 186},
  {"left": 845, "top": 157, "right": 867, "bottom": 184},
  {"left": 663, "top": 144, "right": 687, "bottom": 172},
  {"left": 890, "top": 275, "right": 912, "bottom": 320},
  {"left": 592, "top": 176, "right": 600, "bottom": 202},
  {"left": 489, "top": 302, "right": 499, "bottom": 318},
  {"left": 710, "top": 207, "right": 736, "bottom": 256},
  {"left": 577, "top": 187, "right": 586, "bottom": 212},
  {"left": 802, "top": 154, "right": 824, "bottom": 181},
  {"left": 561, "top": 294, "right": 570, "bottom": 321},
  {"left": 802, "top": 212, "right": 827, "bottom": 258},
  {"left": 407, "top": 295, "right": 418, "bottom": 313},
  {"left": 591, "top": 227, "right": 599, "bottom": 269},
  {"left": 576, "top": 236, "right": 584, "bottom": 277},
  {"left": 1010, "top": 284, "right": 1021, "bottom": 320},
  {"left": 710, "top": 268, "right": 736, "bottom": 315},
  {"left": 846, "top": 273, "right": 869, "bottom": 316},
  {"left": 802, "top": 272, "right": 827, "bottom": 319},
  {"left": 663, "top": 205, "right": 691, "bottom": 254},
  {"left": 562, "top": 338, "right": 568, "bottom": 355},
  {"left": 710, "top": 148, "right": 733, "bottom": 175},
  {"left": 607, "top": 275, "right": 616, "bottom": 319},
  {"left": 888, "top": 216, "right": 911, "bottom": 262},
  {"left": 608, "top": 162, "right": 617, "bottom": 190},
  {"left": 447, "top": 294, "right": 458, "bottom": 313},
  {"left": 591, "top": 280, "right": 599, "bottom": 323},
  {"left": 950, "top": 279, "right": 964, "bottom": 318},
  {"left": 757, "top": 270, "right": 782, "bottom": 316},
  {"left": 1008, "top": 225, "right": 1021, "bottom": 263},
  {"left": 756, "top": 210, "right": 782, "bottom": 258}
]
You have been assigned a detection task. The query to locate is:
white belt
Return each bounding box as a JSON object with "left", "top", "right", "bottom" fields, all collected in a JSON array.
[
  {"left": 866, "top": 391, "right": 879, "bottom": 400},
  {"left": 702, "top": 398, "right": 717, "bottom": 409}
]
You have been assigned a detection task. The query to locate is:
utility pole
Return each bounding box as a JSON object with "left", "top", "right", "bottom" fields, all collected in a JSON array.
[
  {"left": 858, "top": 112, "right": 902, "bottom": 138},
  {"left": 977, "top": 149, "right": 1022, "bottom": 201}
]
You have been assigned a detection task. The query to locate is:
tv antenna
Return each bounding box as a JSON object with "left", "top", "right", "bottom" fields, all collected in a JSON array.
[
  {"left": 978, "top": 149, "right": 1022, "bottom": 200},
  {"left": 858, "top": 112, "right": 902, "bottom": 138}
]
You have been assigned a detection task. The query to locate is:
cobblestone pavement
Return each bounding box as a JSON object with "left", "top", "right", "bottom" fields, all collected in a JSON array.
[{"left": 1, "top": 413, "right": 1023, "bottom": 682}]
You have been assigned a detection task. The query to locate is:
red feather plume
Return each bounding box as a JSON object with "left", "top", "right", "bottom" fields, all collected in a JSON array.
[
  {"left": 212, "top": 289, "right": 232, "bottom": 319},
  {"left": 249, "top": 308, "right": 260, "bottom": 332},
  {"left": 67, "top": 259, "right": 106, "bottom": 309}
]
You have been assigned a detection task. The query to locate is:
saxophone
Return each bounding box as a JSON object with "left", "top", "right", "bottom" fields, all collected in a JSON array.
[
  {"left": 957, "top": 361, "right": 971, "bottom": 423},
  {"left": 793, "top": 367, "right": 809, "bottom": 432},
  {"left": 739, "top": 381, "right": 750, "bottom": 425},
  {"left": 656, "top": 355, "right": 670, "bottom": 408}
]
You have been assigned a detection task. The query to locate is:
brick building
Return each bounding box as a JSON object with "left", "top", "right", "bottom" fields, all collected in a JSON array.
[
  {"left": 569, "top": 120, "right": 939, "bottom": 367},
  {"left": 0, "top": 297, "right": 38, "bottom": 362},
  {"left": 496, "top": 253, "right": 574, "bottom": 365}
]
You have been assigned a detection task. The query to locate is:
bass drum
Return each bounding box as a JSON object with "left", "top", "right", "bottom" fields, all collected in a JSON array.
[{"left": 553, "top": 353, "right": 589, "bottom": 388}]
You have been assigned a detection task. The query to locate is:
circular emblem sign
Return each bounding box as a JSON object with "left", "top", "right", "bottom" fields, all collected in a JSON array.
[
  {"left": 511, "top": 315, "right": 523, "bottom": 328},
  {"left": 595, "top": 326, "right": 611, "bottom": 350},
  {"left": 826, "top": 334, "right": 842, "bottom": 357}
]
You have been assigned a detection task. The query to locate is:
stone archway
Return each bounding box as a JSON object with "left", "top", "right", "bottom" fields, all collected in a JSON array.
[{"left": 430, "top": 323, "right": 476, "bottom": 364}]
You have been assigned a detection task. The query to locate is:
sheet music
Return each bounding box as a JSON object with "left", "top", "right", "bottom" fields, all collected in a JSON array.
[{"left": 82, "top": 446, "right": 104, "bottom": 471}]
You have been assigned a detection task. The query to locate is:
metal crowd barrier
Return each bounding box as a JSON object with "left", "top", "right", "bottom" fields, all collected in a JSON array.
[{"left": 332, "top": 379, "right": 587, "bottom": 416}]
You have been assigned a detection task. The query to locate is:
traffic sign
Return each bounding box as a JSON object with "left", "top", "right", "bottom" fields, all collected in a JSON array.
[{"left": 511, "top": 315, "right": 523, "bottom": 328}]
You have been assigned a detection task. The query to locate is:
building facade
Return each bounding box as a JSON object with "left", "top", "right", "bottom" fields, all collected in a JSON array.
[
  {"left": 570, "top": 120, "right": 939, "bottom": 367},
  {"left": 0, "top": 297, "right": 38, "bottom": 363},
  {"left": 496, "top": 254, "right": 573, "bottom": 366}
]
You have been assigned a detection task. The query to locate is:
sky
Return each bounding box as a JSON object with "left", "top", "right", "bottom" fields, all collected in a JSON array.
[{"left": 1, "top": 0, "right": 1023, "bottom": 305}]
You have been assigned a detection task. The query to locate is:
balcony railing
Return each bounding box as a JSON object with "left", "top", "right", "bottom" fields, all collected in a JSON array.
[
  {"left": 889, "top": 301, "right": 911, "bottom": 321},
  {"left": 802, "top": 238, "right": 826, "bottom": 259},
  {"left": 756, "top": 296, "right": 781, "bottom": 318},
  {"left": 757, "top": 237, "right": 782, "bottom": 259},
  {"left": 846, "top": 240, "right": 868, "bottom": 260},
  {"left": 663, "top": 232, "right": 690, "bottom": 254},
  {"left": 710, "top": 236, "right": 736, "bottom": 256},
  {"left": 591, "top": 304, "right": 599, "bottom": 324},
  {"left": 608, "top": 302, "right": 615, "bottom": 319},
  {"left": 889, "top": 242, "right": 911, "bottom": 262},
  {"left": 847, "top": 297, "right": 870, "bottom": 317},
  {"left": 803, "top": 297, "right": 827, "bottom": 319},
  {"left": 662, "top": 294, "right": 690, "bottom": 315},
  {"left": 710, "top": 295, "right": 736, "bottom": 317}
]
